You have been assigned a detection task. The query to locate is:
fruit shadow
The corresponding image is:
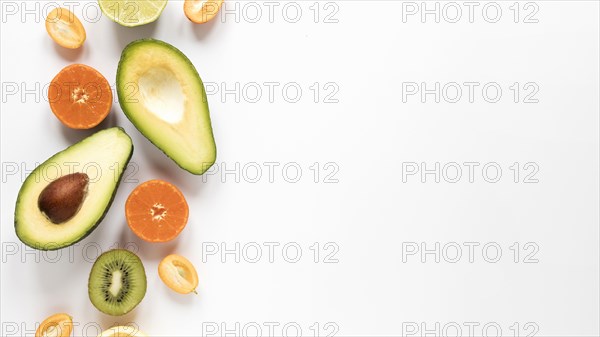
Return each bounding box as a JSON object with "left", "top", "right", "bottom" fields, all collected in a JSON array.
[
  {"left": 190, "top": 18, "right": 220, "bottom": 40},
  {"left": 161, "top": 282, "right": 199, "bottom": 306},
  {"left": 96, "top": 309, "right": 139, "bottom": 329},
  {"left": 113, "top": 20, "right": 159, "bottom": 50},
  {"left": 135, "top": 134, "right": 208, "bottom": 198},
  {"left": 53, "top": 43, "right": 87, "bottom": 62},
  {"left": 33, "top": 247, "right": 81, "bottom": 293},
  {"left": 117, "top": 220, "right": 180, "bottom": 261},
  {"left": 59, "top": 110, "right": 119, "bottom": 144},
  {"left": 117, "top": 226, "right": 197, "bottom": 306}
]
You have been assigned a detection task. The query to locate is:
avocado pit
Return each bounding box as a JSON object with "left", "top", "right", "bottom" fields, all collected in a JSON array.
[{"left": 38, "top": 172, "right": 89, "bottom": 224}]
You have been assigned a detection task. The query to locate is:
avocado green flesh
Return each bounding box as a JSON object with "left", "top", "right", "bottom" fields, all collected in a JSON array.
[
  {"left": 116, "top": 39, "right": 217, "bottom": 175},
  {"left": 14, "top": 127, "right": 133, "bottom": 250}
]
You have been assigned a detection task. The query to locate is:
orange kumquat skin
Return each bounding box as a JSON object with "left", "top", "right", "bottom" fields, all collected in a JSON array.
[
  {"left": 184, "top": 0, "right": 224, "bottom": 24},
  {"left": 158, "top": 254, "right": 199, "bottom": 294},
  {"left": 35, "top": 313, "right": 73, "bottom": 337},
  {"left": 45, "top": 7, "right": 86, "bottom": 49}
]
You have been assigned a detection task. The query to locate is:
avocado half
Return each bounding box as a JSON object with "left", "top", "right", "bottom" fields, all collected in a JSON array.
[
  {"left": 116, "top": 39, "right": 217, "bottom": 175},
  {"left": 14, "top": 127, "right": 133, "bottom": 250}
]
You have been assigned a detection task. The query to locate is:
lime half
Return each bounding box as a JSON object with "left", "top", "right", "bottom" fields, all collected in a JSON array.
[{"left": 99, "top": 0, "right": 168, "bottom": 27}]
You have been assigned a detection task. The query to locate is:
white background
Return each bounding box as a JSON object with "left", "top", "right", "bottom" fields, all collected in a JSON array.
[{"left": 1, "top": 1, "right": 599, "bottom": 336}]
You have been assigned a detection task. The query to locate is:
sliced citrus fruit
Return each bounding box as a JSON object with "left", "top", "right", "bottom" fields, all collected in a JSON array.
[
  {"left": 45, "top": 7, "right": 86, "bottom": 49},
  {"left": 158, "top": 254, "right": 199, "bottom": 294},
  {"left": 99, "top": 0, "right": 168, "bottom": 27},
  {"left": 48, "top": 64, "right": 112, "bottom": 129},
  {"left": 184, "top": 0, "right": 223, "bottom": 24},
  {"left": 125, "top": 180, "right": 189, "bottom": 242},
  {"left": 98, "top": 326, "right": 147, "bottom": 337},
  {"left": 35, "top": 313, "right": 73, "bottom": 337}
]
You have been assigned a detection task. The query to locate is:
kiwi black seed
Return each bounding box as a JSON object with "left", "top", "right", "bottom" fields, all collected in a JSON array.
[{"left": 88, "top": 249, "right": 147, "bottom": 316}]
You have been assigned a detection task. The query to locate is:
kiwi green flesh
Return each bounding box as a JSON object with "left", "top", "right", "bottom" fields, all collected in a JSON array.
[{"left": 88, "top": 249, "right": 147, "bottom": 316}]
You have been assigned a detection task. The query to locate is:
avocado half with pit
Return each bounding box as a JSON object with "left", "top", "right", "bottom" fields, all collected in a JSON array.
[
  {"left": 14, "top": 127, "right": 133, "bottom": 250},
  {"left": 116, "top": 39, "right": 217, "bottom": 175}
]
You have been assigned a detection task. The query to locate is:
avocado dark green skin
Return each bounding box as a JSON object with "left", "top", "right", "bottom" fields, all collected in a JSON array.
[
  {"left": 14, "top": 128, "right": 134, "bottom": 251},
  {"left": 116, "top": 38, "right": 217, "bottom": 175}
]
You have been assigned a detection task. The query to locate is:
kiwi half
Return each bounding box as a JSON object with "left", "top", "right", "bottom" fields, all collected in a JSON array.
[{"left": 88, "top": 249, "right": 147, "bottom": 316}]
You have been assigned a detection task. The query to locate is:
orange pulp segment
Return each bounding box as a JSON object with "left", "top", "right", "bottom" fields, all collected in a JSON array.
[
  {"left": 125, "top": 180, "right": 189, "bottom": 243},
  {"left": 48, "top": 64, "right": 112, "bottom": 129}
]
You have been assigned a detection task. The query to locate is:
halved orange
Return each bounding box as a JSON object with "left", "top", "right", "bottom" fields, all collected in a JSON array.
[
  {"left": 48, "top": 64, "right": 112, "bottom": 129},
  {"left": 125, "top": 180, "right": 189, "bottom": 242},
  {"left": 35, "top": 313, "right": 73, "bottom": 337},
  {"left": 158, "top": 254, "right": 199, "bottom": 294},
  {"left": 184, "top": 0, "right": 224, "bottom": 24},
  {"left": 45, "top": 7, "right": 86, "bottom": 49}
]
